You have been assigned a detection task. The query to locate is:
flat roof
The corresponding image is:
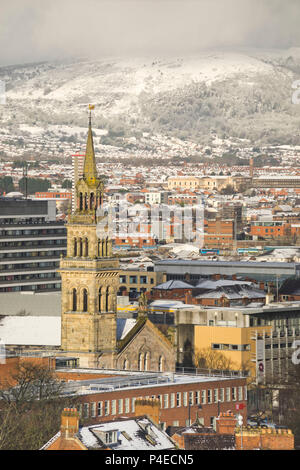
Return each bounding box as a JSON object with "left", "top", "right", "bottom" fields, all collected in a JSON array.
[
  {"left": 61, "top": 370, "right": 246, "bottom": 396},
  {"left": 155, "top": 259, "right": 300, "bottom": 269}
]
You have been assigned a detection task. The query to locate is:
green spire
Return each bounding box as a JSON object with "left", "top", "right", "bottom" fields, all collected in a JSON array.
[{"left": 83, "top": 110, "right": 98, "bottom": 185}]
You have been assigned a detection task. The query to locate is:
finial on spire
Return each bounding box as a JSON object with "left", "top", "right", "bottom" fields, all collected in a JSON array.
[{"left": 88, "top": 104, "right": 94, "bottom": 128}]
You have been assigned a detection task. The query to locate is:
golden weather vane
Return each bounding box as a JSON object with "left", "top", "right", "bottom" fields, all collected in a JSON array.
[{"left": 88, "top": 104, "right": 95, "bottom": 126}]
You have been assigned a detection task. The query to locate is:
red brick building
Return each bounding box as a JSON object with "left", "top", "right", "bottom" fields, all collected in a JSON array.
[
  {"left": 67, "top": 372, "right": 248, "bottom": 430},
  {"left": 170, "top": 411, "right": 294, "bottom": 450},
  {"left": 204, "top": 218, "right": 235, "bottom": 250}
]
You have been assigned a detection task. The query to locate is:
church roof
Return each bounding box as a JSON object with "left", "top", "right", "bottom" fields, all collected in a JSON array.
[{"left": 116, "top": 318, "right": 137, "bottom": 341}]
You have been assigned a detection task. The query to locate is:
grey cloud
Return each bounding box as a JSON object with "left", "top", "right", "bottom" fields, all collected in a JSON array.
[{"left": 0, "top": 0, "right": 300, "bottom": 65}]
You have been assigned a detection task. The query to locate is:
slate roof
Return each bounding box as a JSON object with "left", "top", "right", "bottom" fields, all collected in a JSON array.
[
  {"left": 195, "top": 285, "right": 266, "bottom": 301},
  {"left": 153, "top": 280, "right": 193, "bottom": 290},
  {"left": 279, "top": 278, "right": 300, "bottom": 296},
  {"left": 168, "top": 424, "right": 235, "bottom": 450},
  {"left": 195, "top": 279, "right": 253, "bottom": 290},
  {"left": 77, "top": 416, "right": 175, "bottom": 450}
]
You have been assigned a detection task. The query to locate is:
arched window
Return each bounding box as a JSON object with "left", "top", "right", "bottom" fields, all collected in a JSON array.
[
  {"left": 98, "top": 287, "right": 102, "bottom": 313},
  {"left": 73, "top": 238, "right": 77, "bottom": 257},
  {"left": 144, "top": 352, "right": 149, "bottom": 371},
  {"left": 105, "top": 287, "right": 109, "bottom": 312},
  {"left": 85, "top": 238, "right": 89, "bottom": 257},
  {"left": 158, "top": 356, "right": 164, "bottom": 372},
  {"left": 72, "top": 288, "right": 77, "bottom": 311},
  {"left": 138, "top": 353, "right": 144, "bottom": 371},
  {"left": 79, "top": 238, "right": 83, "bottom": 257},
  {"left": 90, "top": 192, "right": 94, "bottom": 209},
  {"left": 83, "top": 289, "right": 88, "bottom": 312},
  {"left": 79, "top": 193, "right": 83, "bottom": 211},
  {"left": 123, "top": 359, "right": 129, "bottom": 370},
  {"left": 84, "top": 193, "right": 88, "bottom": 210}
]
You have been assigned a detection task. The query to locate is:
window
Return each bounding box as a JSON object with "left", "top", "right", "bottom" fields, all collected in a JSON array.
[
  {"left": 207, "top": 389, "right": 212, "bottom": 404},
  {"left": 91, "top": 402, "right": 96, "bottom": 418},
  {"left": 83, "top": 288, "right": 88, "bottom": 312},
  {"left": 97, "top": 401, "right": 103, "bottom": 417},
  {"left": 125, "top": 398, "right": 130, "bottom": 414},
  {"left": 195, "top": 391, "right": 200, "bottom": 405},
  {"left": 105, "top": 431, "right": 118, "bottom": 445},
  {"left": 104, "top": 400, "right": 110, "bottom": 416},
  {"left": 83, "top": 403, "right": 89, "bottom": 419},
  {"left": 111, "top": 400, "right": 116, "bottom": 415},
  {"left": 244, "top": 386, "right": 247, "bottom": 401},
  {"left": 214, "top": 389, "right": 218, "bottom": 403},
  {"left": 170, "top": 393, "right": 175, "bottom": 408},
  {"left": 232, "top": 387, "right": 237, "bottom": 401},
  {"left": 173, "top": 420, "right": 179, "bottom": 426},
  {"left": 131, "top": 398, "right": 136, "bottom": 412},
  {"left": 226, "top": 387, "right": 230, "bottom": 402},
  {"left": 118, "top": 399, "right": 123, "bottom": 414},
  {"left": 220, "top": 388, "right": 225, "bottom": 403},
  {"left": 201, "top": 390, "right": 206, "bottom": 405},
  {"left": 176, "top": 392, "right": 181, "bottom": 407},
  {"left": 238, "top": 386, "right": 243, "bottom": 401},
  {"left": 183, "top": 392, "right": 188, "bottom": 407},
  {"left": 189, "top": 391, "right": 194, "bottom": 406},
  {"left": 163, "top": 394, "right": 169, "bottom": 409},
  {"left": 72, "top": 288, "right": 77, "bottom": 311}
]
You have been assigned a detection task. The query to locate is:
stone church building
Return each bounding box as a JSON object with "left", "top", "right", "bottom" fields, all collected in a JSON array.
[{"left": 58, "top": 110, "right": 175, "bottom": 371}]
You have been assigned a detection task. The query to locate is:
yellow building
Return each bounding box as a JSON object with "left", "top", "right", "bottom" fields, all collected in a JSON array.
[
  {"left": 118, "top": 269, "right": 165, "bottom": 297},
  {"left": 167, "top": 176, "right": 200, "bottom": 190},
  {"left": 194, "top": 325, "right": 272, "bottom": 380}
]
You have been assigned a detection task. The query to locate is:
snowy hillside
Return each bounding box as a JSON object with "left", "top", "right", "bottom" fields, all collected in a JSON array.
[{"left": 1, "top": 49, "right": 300, "bottom": 147}]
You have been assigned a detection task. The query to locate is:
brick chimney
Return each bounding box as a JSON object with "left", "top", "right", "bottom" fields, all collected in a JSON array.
[
  {"left": 135, "top": 398, "right": 161, "bottom": 426},
  {"left": 216, "top": 411, "right": 237, "bottom": 435},
  {"left": 60, "top": 408, "right": 80, "bottom": 438},
  {"left": 185, "top": 290, "right": 193, "bottom": 304}
]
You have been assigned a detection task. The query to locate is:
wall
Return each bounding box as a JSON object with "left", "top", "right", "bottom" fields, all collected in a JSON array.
[{"left": 77, "top": 376, "right": 247, "bottom": 429}]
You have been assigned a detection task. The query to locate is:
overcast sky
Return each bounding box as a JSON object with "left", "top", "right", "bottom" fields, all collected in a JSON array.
[{"left": 0, "top": 0, "right": 300, "bottom": 65}]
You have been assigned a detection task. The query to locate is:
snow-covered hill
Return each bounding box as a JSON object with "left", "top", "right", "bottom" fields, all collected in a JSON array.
[{"left": 1, "top": 49, "right": 300, "bottom": 147}]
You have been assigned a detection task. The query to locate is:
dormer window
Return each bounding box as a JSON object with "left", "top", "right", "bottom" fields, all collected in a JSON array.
[{"left": 105, "top": 430, "right": 118, "bottom": 444}]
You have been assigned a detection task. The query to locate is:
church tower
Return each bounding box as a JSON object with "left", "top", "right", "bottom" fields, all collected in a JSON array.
[{"left": 59, "top": 108, "right": 120, "bottom": 368}]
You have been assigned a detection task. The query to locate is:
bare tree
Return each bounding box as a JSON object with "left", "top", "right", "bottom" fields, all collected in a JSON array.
[
  {"left": 194, "top": 347, "right": 238, "bottom": 371},
  {"left": 0, "top": 362, "right": 79, "bottom": 450}
]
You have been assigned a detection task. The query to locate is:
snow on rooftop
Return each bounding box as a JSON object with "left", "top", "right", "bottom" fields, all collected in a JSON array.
[
  {"left": 0, "top": 316, "right": 61, "bottom": 346},
  {"left": 116, "top": 318, "right": 137, "bottom": 341},
  {"left": 78, "top": 417, "right": 174, "bottom": 450}
]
